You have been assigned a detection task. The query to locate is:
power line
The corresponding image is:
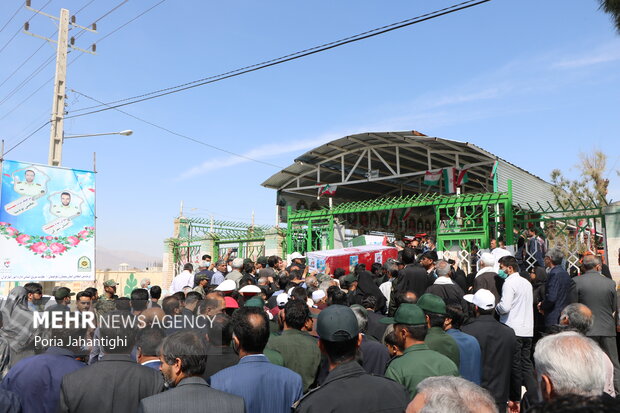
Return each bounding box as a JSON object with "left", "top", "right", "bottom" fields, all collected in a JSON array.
[
  {"left": 67, "top": 0, "right": 491, "bottom": 119},
  {"left": 0, "top": 54, "right": 55, "bottom": 105},
  {"left": 3, "top": 120, "right": 50, "bottom": 156},
  {"left": 0, "top": 2, "right": 22, "bottom": 35},
  {"left": 71, "top": 89, "right": 285, "bottom": 169},
  {"left": 0, "top": 0, "right": 52, "bottom": 56},
  {"left": 0, "top": 0, "right": 168, "bottom": 129}
]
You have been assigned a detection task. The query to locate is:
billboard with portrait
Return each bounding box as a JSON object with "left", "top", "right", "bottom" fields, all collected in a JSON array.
[{"left": 0, "top": 160, "right": 95, "bottom": 281}]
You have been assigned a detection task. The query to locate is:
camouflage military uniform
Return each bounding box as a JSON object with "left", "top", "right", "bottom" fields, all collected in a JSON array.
[{"left": 95, "top": 294, "right": 118, "bottom": 315}]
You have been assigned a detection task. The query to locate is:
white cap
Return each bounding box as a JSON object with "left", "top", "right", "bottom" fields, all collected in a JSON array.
[
  {"left": 289, "top": 252, "right": 305, "bottom": 260},
  {"left": 214, "top": 279, "right": 236, "bottom": 292},
  {"left": 311, "top": 290, "right": 326, "bottom": 302},
  {"left": 464, "top": 289, "right": 496, "bottom": 310},
  {"left": 239, "top": 285, "right": 261, "bottom": 295},
  {"left": 276, "top": 293, "right": 289, "bottom": 307},
  {"left": 287, "top": 287, "right": 296, "bottom": 296}
]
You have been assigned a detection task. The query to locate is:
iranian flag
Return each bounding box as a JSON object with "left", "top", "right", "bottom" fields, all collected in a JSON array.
[
  {"left": 318, "top": 184, "right": 337, "bottom": 197},
  {"left": 456, "top": 168, "right": 469, "bottom": 186},
  {"left": 399, "top": 207, "right": 413, "bottom": 222},
  {"left": 443, "top": 168, "right": 457, "bottom": 194},
  {"left": 424, "top": 169, "right": 441, "bottom": 185}
]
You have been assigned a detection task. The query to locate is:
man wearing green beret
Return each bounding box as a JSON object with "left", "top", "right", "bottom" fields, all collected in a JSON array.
[
  {"left": 381, "top": 303, "right": 459, "bottom": 399},
  {"left": 416, "top": 293, "right": 460, "bottom": 367},
  {"left": 95, "top": 279, "right": 119, "bottom": 315},
  {"left": 294, "top": 305, "right": 409, "bottom": 412}
]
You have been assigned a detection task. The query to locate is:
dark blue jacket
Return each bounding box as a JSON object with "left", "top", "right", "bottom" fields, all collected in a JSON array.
[
  {"left": 1, "top": 347, "right": 85, "bottom": 413},
  {"left": 446, "top": 328, "right": 481, "bottom": 385},
  {"left": 541, "top": 266, "right": 575, "bottom": 327},
  {"left": 210, "top": 354, "right": 303, "bottom": 413}
]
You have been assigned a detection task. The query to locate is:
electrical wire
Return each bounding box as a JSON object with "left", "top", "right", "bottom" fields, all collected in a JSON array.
[
  {"left": 0, "top": 0, "right": 167, "bottom": 130},
  {"left": 0, "top": 0, "right": 52, "bottom": 56},
  {"left": 71, "top": 89, "right": 285, "bottom": 169},
  {"left": 2, "top": 120, "right": 50, "bottom": 156},
  {"left": 0, "top": 2, "right": 22, "bottom": 35},
  {"left": 67, "top": 0, "right": 491, "bottom": 118}
]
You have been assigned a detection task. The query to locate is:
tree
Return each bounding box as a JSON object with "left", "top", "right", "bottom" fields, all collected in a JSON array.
[
  {"left": 550, "top": 150, "right": 609, "bottom": 209},
  {"left": 599, "top": 0, "right": 620, "bottom": 33}
]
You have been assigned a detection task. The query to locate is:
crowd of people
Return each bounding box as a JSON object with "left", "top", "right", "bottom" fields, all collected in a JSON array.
[{"left": 0, "top": 239, "right": 618, "bottom": 412}]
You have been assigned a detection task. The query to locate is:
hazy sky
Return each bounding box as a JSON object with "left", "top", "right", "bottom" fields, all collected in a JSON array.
[{"left": 0, "top": 0, "right": 618, "bottom": 258}]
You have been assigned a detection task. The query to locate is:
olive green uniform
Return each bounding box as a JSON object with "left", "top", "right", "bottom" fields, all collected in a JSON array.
[
  {"left": 385, "top": 343, "right": 459, "bottom": 399},
  {"left": 266, "top": 329, "right": 321, "bottom": 392},
  {"left": 424, "top": 326, "right": 460, "bottom": 368}
]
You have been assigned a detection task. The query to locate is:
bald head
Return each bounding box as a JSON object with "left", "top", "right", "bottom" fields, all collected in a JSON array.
[
  {"left": 200, "top": 292, "right": 225, "bottom": 316},
  {"left": 560, "top": 303, "right": 593, "bottom": 335},
  {"left": 141, "top": 307, "right": 165, "bottom": 326}
]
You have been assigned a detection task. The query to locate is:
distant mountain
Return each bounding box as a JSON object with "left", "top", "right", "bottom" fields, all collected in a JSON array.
[{"left": 96, "top": 246, "right": 161, "bottom": 270}]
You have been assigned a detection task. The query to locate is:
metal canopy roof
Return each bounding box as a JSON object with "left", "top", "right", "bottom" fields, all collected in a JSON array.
[{"left": 262, "top": 131, "right": 517, "bottom": 202}]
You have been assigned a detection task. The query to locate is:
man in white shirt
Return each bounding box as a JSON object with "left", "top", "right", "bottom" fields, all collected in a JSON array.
[
  {"left": 496, "top": 255, "right": 538, "bottom": 403},
  {"left": 169, "top": 263, "right": 194, "bottom": 294}
]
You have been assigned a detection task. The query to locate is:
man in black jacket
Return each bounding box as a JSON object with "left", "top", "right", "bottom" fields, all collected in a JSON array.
[
  {"left": 396, "top": 248, "right": 431, "bottom": 301},
  {"left": 59, "top": 311, "right": 165, "bottom": 412},
  {"left": 425, "top": 260, "right": 467, "bottom": 309},
  {"left": 462, "top": 289, "right": 520, "bottom": 413},
  {"left": 294, "top": 305, "right": 409, "bottom": 412}
]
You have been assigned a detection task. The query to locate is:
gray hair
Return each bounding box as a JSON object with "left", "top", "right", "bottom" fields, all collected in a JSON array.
[
  {"left": 534, "top": 331, "right": 605, "bottom": 397},
  {"left": 560, "top": 303, "right": 593, "bottom": 335},
  {"left": 319, "top": 281, "right": 333, "bottom": 292},
  {"left": 416, "top": 376, "right": 497, "bottom": 413},
  {"left": 257, "top": 277, "right": 269, "bottom": 286},
  {"left": 582, "top": 255, "right": 601, "bottom": 271},
  {"left": 545, "top": 247, "right": 564, "bottom": 266},
  {"left": 350, "top": 305, "right": 368, "bottom": 334},
  {"left": 139, "top": 278, "right": 150, "bottom": 288},
  {"left": 435, "top": 260, "right": 451, "bottom": 277},
  {"left": 305, "top": 276, "right": 318, "bottom": 288}
]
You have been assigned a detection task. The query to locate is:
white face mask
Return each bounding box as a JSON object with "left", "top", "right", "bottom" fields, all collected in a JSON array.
[
  {"left": 227, "top": 265, "right": 232, "bottom": 273},
  {"left": 201, "top": 260, "right": 211, "bottom": 268}
]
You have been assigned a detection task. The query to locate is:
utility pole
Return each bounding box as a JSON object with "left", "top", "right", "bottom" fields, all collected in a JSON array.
[
  {"left": 22, "top": 1, "right": 96, "bottom": 166},
  {"left": 48, "top": 8, "right": 69, "bottom": 167}
]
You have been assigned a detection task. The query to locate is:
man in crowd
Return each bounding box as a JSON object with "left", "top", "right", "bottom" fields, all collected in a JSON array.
[
  {"left": 225, "top": 258, "right": 244, "bottom": 288},
  {"left": 59, "top": 312, "right": 164, "bottom": 412},
  {"left": 496, "top": 255, "right": 538, "bottom": 402},
  {"left": 46, "top": 287, "right": 74, "bottom": 312},
  {"left": 1, "top": 313, "right": 87, "bottom": 413},
  {"left": 534, "top": 331, "right": 607, "bottom": 402},
  {"left": 75, "top": 291, "right": 93, "bottom": 313},
  {"left": 211, "top": 260, "right": 228, "bottom": 286},
  {"left": 425, "top": 260, "right": 466, "bottom": 309},
  {"left": 462, "top": 289, "right": 519, "bottom": 412},
  {"left": 23, "top": 283, "right": 42, "bottom": 312},
  {"left": 416, "top": 293, "right": 459, "bottom": 367},
  {"left": 202, "top": 315, "right": 238, "bottom": 379},
  {"left": 131, "top": 288, "right": 149, "bottom": 317},
  {"left": 294, "top": 305, "right": 409, "bottom": 412},
  {"left": 540, "top": 247, "right": 574, "bottom": 328},
  {"left": 473, "top": 253, "right": 500, "bottom": 303},
  {"left": 169, "top": 263, "right": 194, "bottom": 294},
  {"left": 382, "top": 303, "right": 458, "bottom": 399},
  {"left": 95, "top": 279, "right": 119, "bottom": 315},
  {"left": 573, "top": 254, "right": 620, "bottom": 393},
  {"left": 350, "top": 305, "right": 391, "bottom": 376},
  {"left": 211, "top": 307, "right": 303, "bottom": 413},
  {"left": 266, "top": 299, "right": 321, "bottom": 391},
  {"left": 396, "top": 248, "right": 430, "bottom": 302},
  {"left": 138, "top": 331, "right": 244, "bottom": 413},
  {"left": 149, "top": 285, "right": 162, "bottom": 308},
  {"left": 140, "top": 278, "right": 151, "bottom": 289},
  {"left": 559, "top": 303, "right": 616, "bottom": 397},
  {"left": 136, "top": 327, "right": 165, "bottom": 370},
  {"left": 406, "top": 376, "right": 497, "bottom": 413},
  {"left": 444, "top": 304, "right": 481, "bottom": 385},
  {"left": 193, "top": 274, "right": 209, "bottom": 297}
]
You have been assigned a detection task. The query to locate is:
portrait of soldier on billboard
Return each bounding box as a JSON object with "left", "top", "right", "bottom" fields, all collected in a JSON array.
[
  {"left": 49, "top": 191, "right": 82, "bottom": 219},
  {"left": 13, "top": 168, "right": 47, "bottom": 198}
]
